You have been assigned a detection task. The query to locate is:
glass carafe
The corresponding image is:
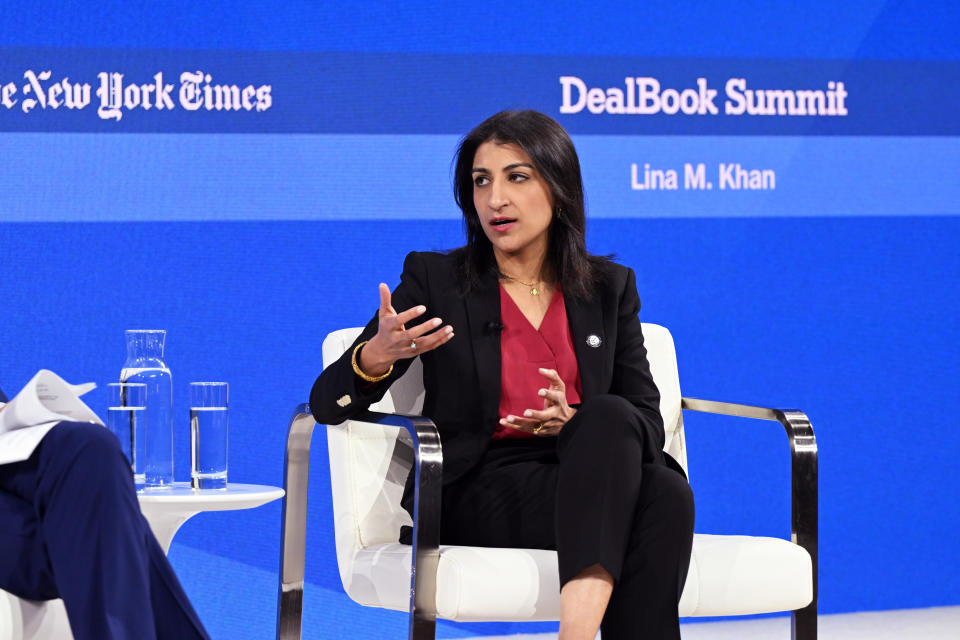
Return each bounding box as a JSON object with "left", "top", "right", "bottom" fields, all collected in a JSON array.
[{"left": 121, "top": 330, "right": 174, "bottom": 489}]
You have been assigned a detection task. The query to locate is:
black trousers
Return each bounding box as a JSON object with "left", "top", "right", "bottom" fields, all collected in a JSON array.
[
  {"left": 441, "top": 395, "right": 695, "bottom": 639},
  {"left": 0, "top": 422, "right": 210, "bottom": 640}
]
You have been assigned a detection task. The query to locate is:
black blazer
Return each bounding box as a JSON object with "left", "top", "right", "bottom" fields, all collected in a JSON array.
[{"left": 311, "top": 249, "right": 668, "bottom": 487}]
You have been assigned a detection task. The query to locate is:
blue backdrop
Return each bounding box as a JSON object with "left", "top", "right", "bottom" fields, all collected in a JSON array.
[{"left": 1, "top": 2, "right": 958, "bottom": 638}]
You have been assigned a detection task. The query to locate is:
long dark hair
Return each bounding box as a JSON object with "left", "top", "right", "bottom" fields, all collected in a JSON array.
[{"left": 452, "top": 110, "right": 600, "bottom": 299}]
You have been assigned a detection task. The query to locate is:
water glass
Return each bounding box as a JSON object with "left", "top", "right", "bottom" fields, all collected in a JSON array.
[
  {"left": 190, "top": 382, "right": 228, "bottom": 490},
  {"left": 107, "top": 382, "right": 147, "bottom": 487}
]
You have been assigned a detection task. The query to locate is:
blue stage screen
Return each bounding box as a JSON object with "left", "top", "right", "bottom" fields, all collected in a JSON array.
[{"left": 1, "top": 2, "right": 957, "bottom": 637}]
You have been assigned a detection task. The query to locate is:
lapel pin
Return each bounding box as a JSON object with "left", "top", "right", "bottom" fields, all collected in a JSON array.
[{"left": 586, "top": 334, "right": 602, "bottom": 348}]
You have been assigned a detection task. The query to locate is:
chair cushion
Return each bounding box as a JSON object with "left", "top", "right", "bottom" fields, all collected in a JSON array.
[
  {"left": 0, "top": 591, "right": 73, "bottom": 640},
  {"left": 0, "top": 588, "right": 21, "bottom": 640},
  {"left": 678, "top": 534, "right": 813, "bottom": 617},
  {"left": 341, "top": 533, "right": 812, "bottom": 621}
]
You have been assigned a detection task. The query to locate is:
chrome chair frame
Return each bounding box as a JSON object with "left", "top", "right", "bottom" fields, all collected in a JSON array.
[
  {"left": 277, "top": 404, "right": 443, "bottom": 640},
  {"left": 277, "top": 398, "right": 817, "bottom": 640},
  {"left": 680, "top": 398, "right": 818, "bottom": 640}
]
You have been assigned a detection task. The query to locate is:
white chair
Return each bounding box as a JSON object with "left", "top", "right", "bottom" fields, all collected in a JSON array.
[
  {"left": 0, "top": 592, "right": 72, "bottom": 640},
  {"left": 277, "top": 324, "right": 818, "bottom": 639}
]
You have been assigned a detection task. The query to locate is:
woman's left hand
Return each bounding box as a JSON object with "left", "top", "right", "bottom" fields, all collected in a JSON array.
[{"left": 499, "top": 368, "right": 577, "bottom": 436}]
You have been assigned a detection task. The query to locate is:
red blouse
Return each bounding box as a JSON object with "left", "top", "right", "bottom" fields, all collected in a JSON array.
[{"left": 494, "top": 285, "right": 583, "bottom": 439}]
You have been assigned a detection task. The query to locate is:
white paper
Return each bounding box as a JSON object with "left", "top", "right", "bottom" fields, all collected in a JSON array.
[
  {"left": 0, "top": 370, "right": 102, "bottom": 464},
  {"left": 0, "top": 423, "right": 62, "bottom": 465}
]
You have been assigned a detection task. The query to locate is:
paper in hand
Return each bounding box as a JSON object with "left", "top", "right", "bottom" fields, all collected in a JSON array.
[{"left": 0, "top": 370, "right": 102, "bottom": 464}]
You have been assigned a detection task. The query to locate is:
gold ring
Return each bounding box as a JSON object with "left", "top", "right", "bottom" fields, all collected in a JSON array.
[
  {"left": 534, "top": 423, "right": 543, "bottom": 433},
  {"left": 410, "top": 340, "right": 417, "bottom": 350}
]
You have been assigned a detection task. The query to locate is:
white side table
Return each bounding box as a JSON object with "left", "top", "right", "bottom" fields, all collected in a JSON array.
[{"left": 137, "top": 482, "right": 285, "bottom": 553}]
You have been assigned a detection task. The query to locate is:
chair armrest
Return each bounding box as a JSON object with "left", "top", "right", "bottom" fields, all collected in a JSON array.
[
  {"left": 680, "top": 397, "right": 818, "bottom": 610},
  {"left": 356, "top": 410, "right": 443, "bottom": 639},
  {"left": 277, "top": 403, "right": 316, "bottom": 640},
  {"left": 275, "top": 404, "right": 442, "bottom": 640}
]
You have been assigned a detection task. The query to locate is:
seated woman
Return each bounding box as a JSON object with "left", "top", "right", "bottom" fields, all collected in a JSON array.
[
  {"left": 311, "top": 110, "right": 695, "bottom": 640},
  {"left": 0, "top": 388, "right": 210, "bottom": 640}
]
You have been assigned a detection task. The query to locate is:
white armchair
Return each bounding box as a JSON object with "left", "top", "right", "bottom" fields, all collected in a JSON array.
[
  {"left": 276, "top": 324, "right": 817, "bottom": 639},
  {"left": 0, "top": 592, "right": 72, "bottom": 640}
]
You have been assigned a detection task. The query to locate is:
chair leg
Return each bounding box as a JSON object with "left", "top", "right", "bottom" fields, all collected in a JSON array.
[
  {"left": 791, "top": 603, "right": 817, "bottom": 640},
  {"left": 409, "top": 612, "right": 436, "bottom": 640}
]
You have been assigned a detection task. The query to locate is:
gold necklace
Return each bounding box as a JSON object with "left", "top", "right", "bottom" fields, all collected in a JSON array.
[{"left": 503, "top": 274, "right": 542, "bottom": 296}]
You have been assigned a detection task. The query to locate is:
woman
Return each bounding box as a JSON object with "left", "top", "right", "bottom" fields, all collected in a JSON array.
[{"left": 311, "top": 110, "right": 694, "bottom": 639}]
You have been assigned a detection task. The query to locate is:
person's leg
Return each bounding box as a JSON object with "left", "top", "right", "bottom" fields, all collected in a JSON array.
[
  {"left": 2, "top": 421, "right": 209, "bottom": 640},
  {"left": 34, "top": 422, "right": 158, "bottom": 639},
  {"left": 144, "top": 528, "right": 212, "bottom": 639},
  {"left": 599, "top": 463, "right": 694, "bottom": 640},
  {"left": 0, "top": 485, "right": 58, "bottom": 600},
  {"left": 439, "top": 438, "right": 559, "bottom": 548},
  {"left": 555, "top": 395, "right": 654, "bottom": 586},
  {"left": 558, "top": 563, "right": 613, "bottom": 640},
  {"left": 439, "top": 397, "right": 694, "bottom": 639},
  {"left": 555, "top": 395, "right": 694, "bottom": 640}
]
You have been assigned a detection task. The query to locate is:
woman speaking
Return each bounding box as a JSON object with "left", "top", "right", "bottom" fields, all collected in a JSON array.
[{"left": 311, "top": 110, "right": 694, "bottom": 640}]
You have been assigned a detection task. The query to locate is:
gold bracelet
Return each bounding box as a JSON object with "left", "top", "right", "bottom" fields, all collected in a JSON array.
[{"left": 351, "top": 340, "right": 393, "bottom": 383}]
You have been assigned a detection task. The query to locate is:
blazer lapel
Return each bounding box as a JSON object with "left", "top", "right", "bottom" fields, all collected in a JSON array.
[
  {"left": 566, "top": 293, "right": 606, "bottom": 400},
  {"left": 464, "top": 272, "right": 502, "bottom": 425}
]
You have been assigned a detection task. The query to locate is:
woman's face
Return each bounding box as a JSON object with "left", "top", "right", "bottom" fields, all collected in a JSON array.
[{"left": 472, "top": 140, "right": 555, "bottom": 263}]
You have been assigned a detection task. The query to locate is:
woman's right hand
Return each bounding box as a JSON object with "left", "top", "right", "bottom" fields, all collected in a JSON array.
[{"left": 358, "top": 283, "right": 455, "bottom": 377}]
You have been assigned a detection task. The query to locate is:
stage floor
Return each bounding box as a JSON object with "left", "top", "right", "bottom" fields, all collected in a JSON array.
[{"left": 471, "top": 605, "right": 960, "bottom": 639}]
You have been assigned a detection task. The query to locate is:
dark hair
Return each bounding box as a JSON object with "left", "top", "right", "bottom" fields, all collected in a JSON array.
[{"left": 452, "top": 110, "right": 600, "bottom": 299}]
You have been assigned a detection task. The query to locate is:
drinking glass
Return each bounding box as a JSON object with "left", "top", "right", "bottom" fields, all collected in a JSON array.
[
  {"left": 107, "top": 382, "right": 147, "bottom": 487},
  {"left": 190, "top": 382, "right": 228, "bottom": 490}
]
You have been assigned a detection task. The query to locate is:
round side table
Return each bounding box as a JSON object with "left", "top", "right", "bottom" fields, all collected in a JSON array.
[{"left": 137, "top": 482, "right": 285, "bottom": 553}]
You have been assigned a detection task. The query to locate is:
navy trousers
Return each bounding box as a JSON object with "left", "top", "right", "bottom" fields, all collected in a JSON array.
[
  {"left": 0, "top": 421, "right": 210, "bottom": 640},
  {"left": 440, "top": 395, "right": 696, "bottom": 640}
]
